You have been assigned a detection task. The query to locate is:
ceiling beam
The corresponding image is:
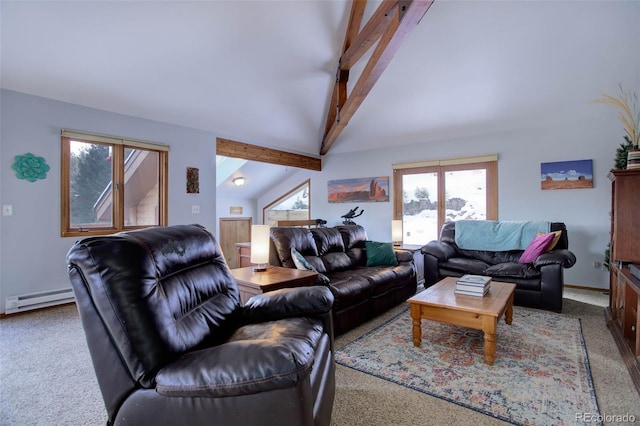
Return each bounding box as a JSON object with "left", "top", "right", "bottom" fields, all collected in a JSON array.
[
  {"left": 320, "top": 0, "right": 434, "bottom": 155},
  {"left": 217, "top": 137, "right": 322, "bottom": 171},
  {"left": 323, "top": 0, "right": 366, "bottom": 139},
  {"left": 340, "top": 0, "right": 397, "bottom": 69}
]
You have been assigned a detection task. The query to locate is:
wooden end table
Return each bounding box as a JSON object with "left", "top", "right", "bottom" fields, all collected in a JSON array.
[
  {"left": 407, "top": 276, "right": 516, "bottom": 365},
  {"left": 230, "top": 266, "right": 318, "bottom": 305}
]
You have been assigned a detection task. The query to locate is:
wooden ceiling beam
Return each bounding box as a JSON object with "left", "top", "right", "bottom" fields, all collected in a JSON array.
[
  {"left": 320, "top": 0, "right": 434, "bottom": 156},
  {"left": 217, "top": 138, "right": 321, "bottom": 171},
  {"left": 340, "top": 0, "right": 398, "bottom": 69},
  {"left": 324, "top": 0, "right": 366, "bottom": 138}
]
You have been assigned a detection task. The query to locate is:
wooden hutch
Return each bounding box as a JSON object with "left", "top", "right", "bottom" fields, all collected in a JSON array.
[{"left": 606, "top": 168, "right": 640, "bottom": 395}]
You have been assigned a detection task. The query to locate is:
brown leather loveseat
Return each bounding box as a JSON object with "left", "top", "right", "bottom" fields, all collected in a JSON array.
[
  {"left": 269, "top": 224, "right": 417, "bottom": 335},
  {"left": 67, "top": 224, "right": 336, "bottom": 426}
]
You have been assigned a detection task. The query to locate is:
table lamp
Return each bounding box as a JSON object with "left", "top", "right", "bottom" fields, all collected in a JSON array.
[
  {"left": 392, "top": 220, "right": 403, "bottom": 246},
  {"left": 250, "top": 225, "right": 270, "bottom": 272}
]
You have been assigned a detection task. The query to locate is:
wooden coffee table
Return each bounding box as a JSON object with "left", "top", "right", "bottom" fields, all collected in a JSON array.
[{"left": 407, "top": 277, "right": 516, "bottom": 365}]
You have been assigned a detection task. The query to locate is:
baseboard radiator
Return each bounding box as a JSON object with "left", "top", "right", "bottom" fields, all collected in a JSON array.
[{"left": 5, "top": 287, "right": 75, "bottom": 315}]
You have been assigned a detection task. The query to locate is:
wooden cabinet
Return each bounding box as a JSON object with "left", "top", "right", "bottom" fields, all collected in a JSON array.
[{"left": 606, "top": 169, "right": 640, "bottom": 395}]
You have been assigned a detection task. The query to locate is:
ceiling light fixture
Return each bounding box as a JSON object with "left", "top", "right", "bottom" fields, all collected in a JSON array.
[{"left": 233, "top": 177, "right": 245, "bottom": 187}]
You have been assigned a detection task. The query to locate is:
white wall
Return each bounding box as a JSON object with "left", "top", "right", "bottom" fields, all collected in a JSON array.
[
  {"left": 0, "top": 90, "right": 217, "bottom": 313},
  {"left": 258, "top": 116, "right": 623, "bottom": 290},
  {"left": 215, "top": 197, "right": 256, "bottom": 235}
]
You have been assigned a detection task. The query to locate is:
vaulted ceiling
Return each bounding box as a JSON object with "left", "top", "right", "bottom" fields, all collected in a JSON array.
[{"left": 2, "top": 1, "right": 637, "bottom": 159}]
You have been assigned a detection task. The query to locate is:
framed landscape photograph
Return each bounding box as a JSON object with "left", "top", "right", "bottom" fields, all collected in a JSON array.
[
  {"left": 540, "top": 159, "right": 593, "bottom": 190},
  {"left": 328, "top": 176, "right": 389, "bottom": 203}
]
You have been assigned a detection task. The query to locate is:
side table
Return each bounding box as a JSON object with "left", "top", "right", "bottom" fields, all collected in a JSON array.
[
  {"left": 397, "top": 244, "right": 425, "bottom": 287},
  {"left": 230, "top": 266, "right": 318, "bottom": 305}
]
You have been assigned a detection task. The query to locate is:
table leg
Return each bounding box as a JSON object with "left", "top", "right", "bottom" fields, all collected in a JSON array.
[
  {"left": 505, "top": 293, "right": 514, "bottom": 325},
  {"left": 482, "top": 315, "right": 497, "bottom": 365},
  {"left": 410, "top": 304, "right": 422, "bottom": 347}
]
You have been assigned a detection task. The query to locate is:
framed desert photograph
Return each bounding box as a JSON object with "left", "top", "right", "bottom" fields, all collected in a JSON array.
[
  {"left": 328, "top": 176, "right": 389, "bottom": 203},
  {"left": 540, "top": 159, "right": 593, "bottom": 190}
]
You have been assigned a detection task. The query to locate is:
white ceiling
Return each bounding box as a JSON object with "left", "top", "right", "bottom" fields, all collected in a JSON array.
[{"left": 2, "top": 1, "right": 638, "bottom": 175}]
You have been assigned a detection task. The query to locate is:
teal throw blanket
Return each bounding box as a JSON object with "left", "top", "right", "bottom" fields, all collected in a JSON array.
[{"left": 454, "top": 220, "right": 551, "bottom": 251}]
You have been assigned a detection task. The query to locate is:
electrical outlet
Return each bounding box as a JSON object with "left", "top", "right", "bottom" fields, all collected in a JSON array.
[
  {"left": 2, "top": 205, "right": 13, "bottom": 216},
  {"left": 191, "top": 205, "right": 200, "bottom": 214}
]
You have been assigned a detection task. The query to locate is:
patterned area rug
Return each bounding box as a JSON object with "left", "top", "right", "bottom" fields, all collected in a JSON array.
[{"left": 335, "top": 307, "right": 601, "bottom": 426}]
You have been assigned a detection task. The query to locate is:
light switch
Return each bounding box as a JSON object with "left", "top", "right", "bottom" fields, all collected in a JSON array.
[
  {"left": 192, "top": 205, "right": 200, "bottom": 214},
  {"left": 2, "top": 205, "right": 13, "bottom": 216}
]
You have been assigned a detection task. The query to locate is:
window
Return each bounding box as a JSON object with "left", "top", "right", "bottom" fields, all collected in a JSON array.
[
  {"left": 263, "top": 180, "right": 310, "bottom": 227},
  {"left": 393, "top": 155, "right": 498, "bottom": 245},
  {"left": 61, "top": 129, "right": 169, "bottom": 237}
]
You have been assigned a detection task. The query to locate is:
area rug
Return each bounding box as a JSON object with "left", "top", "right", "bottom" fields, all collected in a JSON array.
[{"left": 335, "top": 306, "right": 601, "bottom": 426}]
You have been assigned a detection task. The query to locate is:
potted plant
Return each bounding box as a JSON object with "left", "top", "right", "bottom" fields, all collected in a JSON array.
[{"left": 592, "top": 85, "right": 640, "bottom": 169}]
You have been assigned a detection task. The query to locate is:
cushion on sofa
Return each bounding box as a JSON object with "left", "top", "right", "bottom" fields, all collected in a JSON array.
[
  {"left": 291, "top": 247, "right": 315, "bottom": 271},
  {"left": 321, "top": 252, "right": 353, "bottom": 273},
  {"left": 365, "top": 241, "right": 398, "bottom": 267},
  {"left": 442, "top": 257, "right": 491, "bottom": 275},
  {"left": 519, "top": 232, "right": 555, "bottom": 263},
  {"left": 311, "top": 228, "right": 345, "bottom": 255},
  {"left": 539, "top": 230, "right": 562, "bottom": 252},
  {"left": 485, "top": 262, "right": 541, "bottom": 279},
  {"left": 325, "top": 273, "right": 374, "bottom": 308},
  {"left": 337, "top": 225, "right": 368, "bottom": 249},
  {"left": 359, "top": 267, "right": 411, "bottom": 296},
  {"left": 336, "top": 225, "right": 368, "bottom": 267},
  {"left": 291, "top": 247, "right": 330, "bottom": 284},
  {"left": 270, "top": 227, "right": 318, "bottom": 268}
]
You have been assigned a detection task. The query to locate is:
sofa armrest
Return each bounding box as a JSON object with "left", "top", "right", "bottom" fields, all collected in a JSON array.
[
  {"left": 393, "top": 248, "right": 414, "bottom": 263},
  {"left": 421, "top": 240, "right": 457, "bottom": 262},
  {"left": 241, "top": 286, "right": 334, "bottom": 324},
  {"left": 533, "top": 249, "right": 577, "bottom": 269}
]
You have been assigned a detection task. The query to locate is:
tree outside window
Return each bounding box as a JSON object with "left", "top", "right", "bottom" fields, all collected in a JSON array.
[{"left": 61, "top": 130, "right": 168, "bottom": 237}]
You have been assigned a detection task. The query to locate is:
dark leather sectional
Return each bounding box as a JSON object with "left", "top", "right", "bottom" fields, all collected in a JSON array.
[{"left": 269, "top": 225, "right": 417, "bottom": 335}]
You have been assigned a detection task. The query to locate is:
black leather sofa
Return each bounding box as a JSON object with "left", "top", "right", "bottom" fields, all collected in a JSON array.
[
  {"left": 66, "top": 224, "right": 336, "bottom": 426},
  {"left": 269, "top": 225, "right": 417, "bottom": 335},
  {"left": 421, "top": 221, "right": 576, "bottom": 312}
]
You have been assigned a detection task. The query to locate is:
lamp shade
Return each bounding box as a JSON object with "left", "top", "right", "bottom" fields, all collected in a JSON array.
[
  {"left": 250, "top": 225, "right": 270, "bottom": 269},
  {"left": 391, "top": 220, "right": 403, "bottom": 246}
]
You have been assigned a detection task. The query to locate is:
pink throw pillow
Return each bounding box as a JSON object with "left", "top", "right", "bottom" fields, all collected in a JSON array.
[{"left": 519, "top": 232, "right": 555, "bottom": 264}]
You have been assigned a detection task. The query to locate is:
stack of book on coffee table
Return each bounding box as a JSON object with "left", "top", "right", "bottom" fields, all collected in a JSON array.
[{"left": 455, "top": 274, "right": 492, "bottom": 296}]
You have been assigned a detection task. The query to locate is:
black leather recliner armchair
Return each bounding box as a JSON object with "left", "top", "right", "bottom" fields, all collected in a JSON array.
[
  {"left": 66, "top": 224, "right": 335, "bottom": 426},
  {"left": 421, "top": 221, "right": 576, "bottom": 312}
]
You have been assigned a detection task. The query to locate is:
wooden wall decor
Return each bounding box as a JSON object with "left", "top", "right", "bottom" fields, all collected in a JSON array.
[{"left": 186, "top": 167, "right": 199, "bottom": 193}]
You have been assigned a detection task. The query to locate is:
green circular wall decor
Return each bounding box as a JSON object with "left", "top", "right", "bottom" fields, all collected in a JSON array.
[{"left": 12, "top": 153, "right": 50, "bottom": 182}]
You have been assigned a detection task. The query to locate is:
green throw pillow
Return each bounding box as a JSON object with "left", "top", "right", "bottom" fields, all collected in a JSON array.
[{"left": 365, "top": 241, "right": 399, "bottom": 267}]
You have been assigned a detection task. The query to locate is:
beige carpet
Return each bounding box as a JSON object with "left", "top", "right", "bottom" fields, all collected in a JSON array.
[{"left": 0, "top": 288, "right": 638, "bottom": 425}]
